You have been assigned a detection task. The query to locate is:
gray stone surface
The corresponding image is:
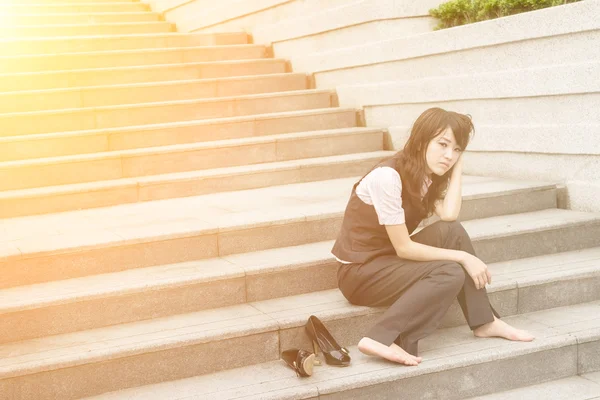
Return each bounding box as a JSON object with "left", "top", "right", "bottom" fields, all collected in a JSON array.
[
  {"left": 467, "top": 376, "right": 600, "bottom": 400},
  {"left": 81, "top": 308, "right": 588, "bottom": 400}
]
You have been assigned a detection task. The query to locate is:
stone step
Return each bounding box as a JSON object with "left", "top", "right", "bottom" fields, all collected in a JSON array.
[
  {"left": 3, "top": 186, "right": 589, "bottom": 344},
  {"left": 0, "top": 3, "right": 148, "bottom": 14},
  {"left": 337, "top": 61, "right": 600, "bottom": 110},
  {"left": 0, "top": 148, "right": 388, "bottom": 218},
  {"left": 0, "top": 44, "right": 269, "bottom": 74},
  {"left": 2, "top": 296, "right": 599, "bottom": 399},
  {"left": 0, "top": 72, "right": 307, "bottom": 114},
  {"left": 272, "top": 17, "right": 435, "bottom": 62},
  {"left": 0, "top": 58, "right": 288, "bottom": 92},
  {"left": 3, "top": 11, "right": 160, "bottom": 25},
  {"left": 0, "top": 89, "right": 334, "bottom": 136},
  {"left": 305, "top": 2, "right": 600, "bottom": 89},
  {"left": 0, "top": 32, "right": 249, "bottom": 56},
  {"left": 0, "top": 127, "right": 380, "bottom": 191},
  {"left": 253, "top": 0, "right": 439, "bottom": 45},
  {"left": 338, "top": 62, "right": 600, "bottom": 149},
  {"left": 388, "top": 124, "right": 600, "bottom": 156},
  {"left": 0, "top": 107, "right": 357, "bottom": 160},
  {"left": 167, "top": 0, "right": 351, "bottom": 32},
  {"left": 0, "top": 21, "right": 174, "bottom": 38},
  {"left": 85, "top": 302, "right": 600, "bottom": 400},
  {"left": 466, "top": 374, "right": 600, "bottom": 400},
  {"left": 1, "top": 177, "right": 596, "bottom": 290}
]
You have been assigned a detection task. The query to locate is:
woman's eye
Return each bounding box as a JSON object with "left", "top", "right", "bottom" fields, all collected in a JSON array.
[
  {"left": 455, "top": 148, "right": 462, "bottom": 153},
  {"left": 440, "top": 143, "right": 447, "bottom": 147}
]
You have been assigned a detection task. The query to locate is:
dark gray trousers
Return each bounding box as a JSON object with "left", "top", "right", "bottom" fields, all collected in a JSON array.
[{"left": 337, "top": 220, "right": 499, "bottom": 356}]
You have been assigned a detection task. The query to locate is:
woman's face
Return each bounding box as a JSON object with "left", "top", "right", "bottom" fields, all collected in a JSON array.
[{"left": 424, "top": 126, "right": 462, "bottom": 176}]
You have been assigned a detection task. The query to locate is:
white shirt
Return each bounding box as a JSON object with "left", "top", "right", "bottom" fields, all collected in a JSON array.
[{"left": 335, "top": 167, "right": 432, "bottom": 263}]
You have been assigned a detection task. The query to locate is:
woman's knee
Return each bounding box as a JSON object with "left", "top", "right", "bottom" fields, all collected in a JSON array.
[
  {"left": 436, "top": 220, "right": 470, "bottom": 240},
  {"left": 434, "top": 262, "right": 466, "bottom": 289},
  {"left": 437, "top": 220, "right": 464, "bottom": 233}
]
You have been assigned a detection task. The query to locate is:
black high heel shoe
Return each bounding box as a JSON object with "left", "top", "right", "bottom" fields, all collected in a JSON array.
[
  {"left": 281, "top": 349, "right": 316, "bottom": 377},
  {"left": 305, "top": 315, "right": 351, "bottom": 367}
]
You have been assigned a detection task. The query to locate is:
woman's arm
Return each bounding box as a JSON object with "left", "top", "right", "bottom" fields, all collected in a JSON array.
[
  {"left": 385, "top": 224, "right": 466, "bottom": 263},
  {"left": 385, "top": 223, "right": 491, "bottom": 289},
  {"left": 434, "top": 155, "right": 463, "bottom": 221}
]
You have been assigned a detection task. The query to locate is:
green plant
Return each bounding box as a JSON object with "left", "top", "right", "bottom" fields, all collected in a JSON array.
[{"left": 429, "top": 0, "right": 581, "bottom": 30}]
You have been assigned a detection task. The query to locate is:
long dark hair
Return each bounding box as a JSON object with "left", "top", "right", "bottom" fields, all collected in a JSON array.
[{"left": 394, "top": 107, "right": 474, "bottom": 219}]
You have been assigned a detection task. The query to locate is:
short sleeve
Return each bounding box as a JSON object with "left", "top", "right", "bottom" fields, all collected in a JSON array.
[{"left": 356, "top": 167, "right": 405, "bottom": 225}]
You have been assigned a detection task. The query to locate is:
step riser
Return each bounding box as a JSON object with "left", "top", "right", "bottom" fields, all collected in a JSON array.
[
  {"left": 0, "top": 33, "right": 249, "bottom": 56},
  {"left": 365, "top": 94, "right": 600, "bottom": 134},
  {"left": 0, "top": 108, "right": 353, "bottom": 162},
  {"left": 273, "top": 17, "right": 435, "bottom": 61},
  {"left": 0, "top": 277, "right": 247, "bottom": 345},
  {"left": 315, "top": 29, "right": 600, "bottom": 89},
  {"left": 0, "top": 129, "right": 373, "bottom": 191},
  {"left": 0, "top": 189, "right": 560, "bottom": 343},
  {"left": 1, "top": 91, "right": 330, "bottom": 138},
  {"left": 0, "top": 61, "right": 288, "bottom": 92},
  {"left": 175, "top": 0, "right": 352, "bottom": 33},
  {"left": 320, "top": 346, "right": 579, "bottom": 400},
  {"left": 253, "top": 0, "right": 440, "bottom": 44},
  {"left": 2, "top": 191, "right": 579, "bottom": 345},
  {"left": 0, "top": 46, "right": 268, "bottom": 74},
  {"left": 6, "top": 13, "right": 160, "bottom": 25},
  {"left": 0, "top": 190, "right": 589, "bottom": 292},
  {"left": 0, "top": 74, "right": 307, "bottom": 115},
  {"left": 476, "top": 222, "right": 600, "bottom": 264},
  {"left": 0, "top": 23, "right": 174, "bottom": 38},
  {"left": 0, "top": 154, "right": 380, "bottom": 221},
  {"left": 4, "top": 257, "right": 595, "bottom": 353},
  {"left": 0, "top": 332, "right": 279, "bottom": 400},
  {"left": 0, "top": 4, "right": 148, "bottom": 13},
  {"left": 3, "top": 318, "right": 597, "bottom": 400},
  {"left": 339, "top": 62, "right": 600, "bottom": 111}
]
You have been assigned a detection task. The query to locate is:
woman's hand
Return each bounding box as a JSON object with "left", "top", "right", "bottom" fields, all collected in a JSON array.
[
  {"left": 459, "top": 252, "right": 492, "bottom": 290},
  {"left": 451, "top": 153, "right": 464, "bottom": 177}
]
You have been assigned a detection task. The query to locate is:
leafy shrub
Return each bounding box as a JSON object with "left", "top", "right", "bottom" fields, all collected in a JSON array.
[{"left": 430, "top": 0, "right": 581, "bottom": 30}]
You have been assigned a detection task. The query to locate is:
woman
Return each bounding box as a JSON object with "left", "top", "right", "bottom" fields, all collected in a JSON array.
[{"left": 332, "top": 107, "right": 534, "bottom": 366}]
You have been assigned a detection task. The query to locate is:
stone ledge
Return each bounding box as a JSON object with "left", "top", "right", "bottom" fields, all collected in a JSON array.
[
  {"left": 0, "top": 57, "right": 288, "bottom": 92},
  {"left": 79, "top": 304, "right": 600, "bottom": 400},
  {"left": 252, "top": 0, "right": 441, "bottom": 44},
  {"left": 388, "top": 124, "right": 600, "bottom": 156},
  {"left": 291, "top": 1, "right": 599, "bottom": 73},
  {"left": 0, "top": 44, "right": 268, "bottom": 73},
  {"left": 0, "top": 32, "right": 249, "bottom": 56},
  {"left": 0, "top": 88, "right": 334, "bottom": 136},
  {"left": 0, "top": 72, "right": 308, "bottom": 114},
  {"left": 336, "top": 61, "right": 600, "bottom": 109}
]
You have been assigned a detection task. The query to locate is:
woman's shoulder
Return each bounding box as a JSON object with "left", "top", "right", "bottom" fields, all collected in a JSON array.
[
  {"left": 360, "top": 167, "right": 402, "bottom": 190},
  {"left": 364, "top": 166, "right": 400, "bottom": 181}
]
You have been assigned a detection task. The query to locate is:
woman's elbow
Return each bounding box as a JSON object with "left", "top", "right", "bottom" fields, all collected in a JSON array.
[
  {"left": 394, "top": 242, "right": 412, "bottom": 258},
  {"left": 439, "top": 213, "right": 459, "bottom": 222}
]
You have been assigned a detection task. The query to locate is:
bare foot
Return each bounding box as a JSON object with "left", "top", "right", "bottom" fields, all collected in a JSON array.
[
  {"left": 473, "top": 317, "right": 535, "bottom": 342},
  {"left": 358, "top": 337, "right": 422, "bottom": 366}
]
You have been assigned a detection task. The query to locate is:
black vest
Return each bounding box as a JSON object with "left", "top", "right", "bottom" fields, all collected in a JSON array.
[{"left": 331, "top": 155, "right": 426, "bottom": 264}]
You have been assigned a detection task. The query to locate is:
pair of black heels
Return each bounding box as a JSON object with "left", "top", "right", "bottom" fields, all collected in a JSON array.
[{"left": 281, "top": 315, "right": 351, "bottom": 377}]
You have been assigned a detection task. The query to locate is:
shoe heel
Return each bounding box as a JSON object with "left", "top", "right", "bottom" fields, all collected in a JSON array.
[
  {"left": 302, "top": 353, "right": 316, "bottom": 376},
  {"left": 312, "top": 340, "right": 319, "bottom": 355},
  {"left": 312, "top": 340, "right": 322, "bottom": 366}
]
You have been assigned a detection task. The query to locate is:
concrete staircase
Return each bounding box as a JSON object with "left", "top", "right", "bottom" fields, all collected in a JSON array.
[{"left": 0, "top": 0, "right": 599, "bottom": 399}]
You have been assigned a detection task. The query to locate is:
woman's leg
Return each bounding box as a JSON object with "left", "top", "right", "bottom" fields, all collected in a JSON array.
[
  {"left": 338, "top": 254, "right": 467, "bottom": 363},
  {"left": 364, "top": 261, "right": 466, "bottom": 356},
  {"left": 410, "top": 220, "right": 498, "bottom": 329},
  {"left": 412, "top": 220, "right": 534, "bottom": 342}
]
